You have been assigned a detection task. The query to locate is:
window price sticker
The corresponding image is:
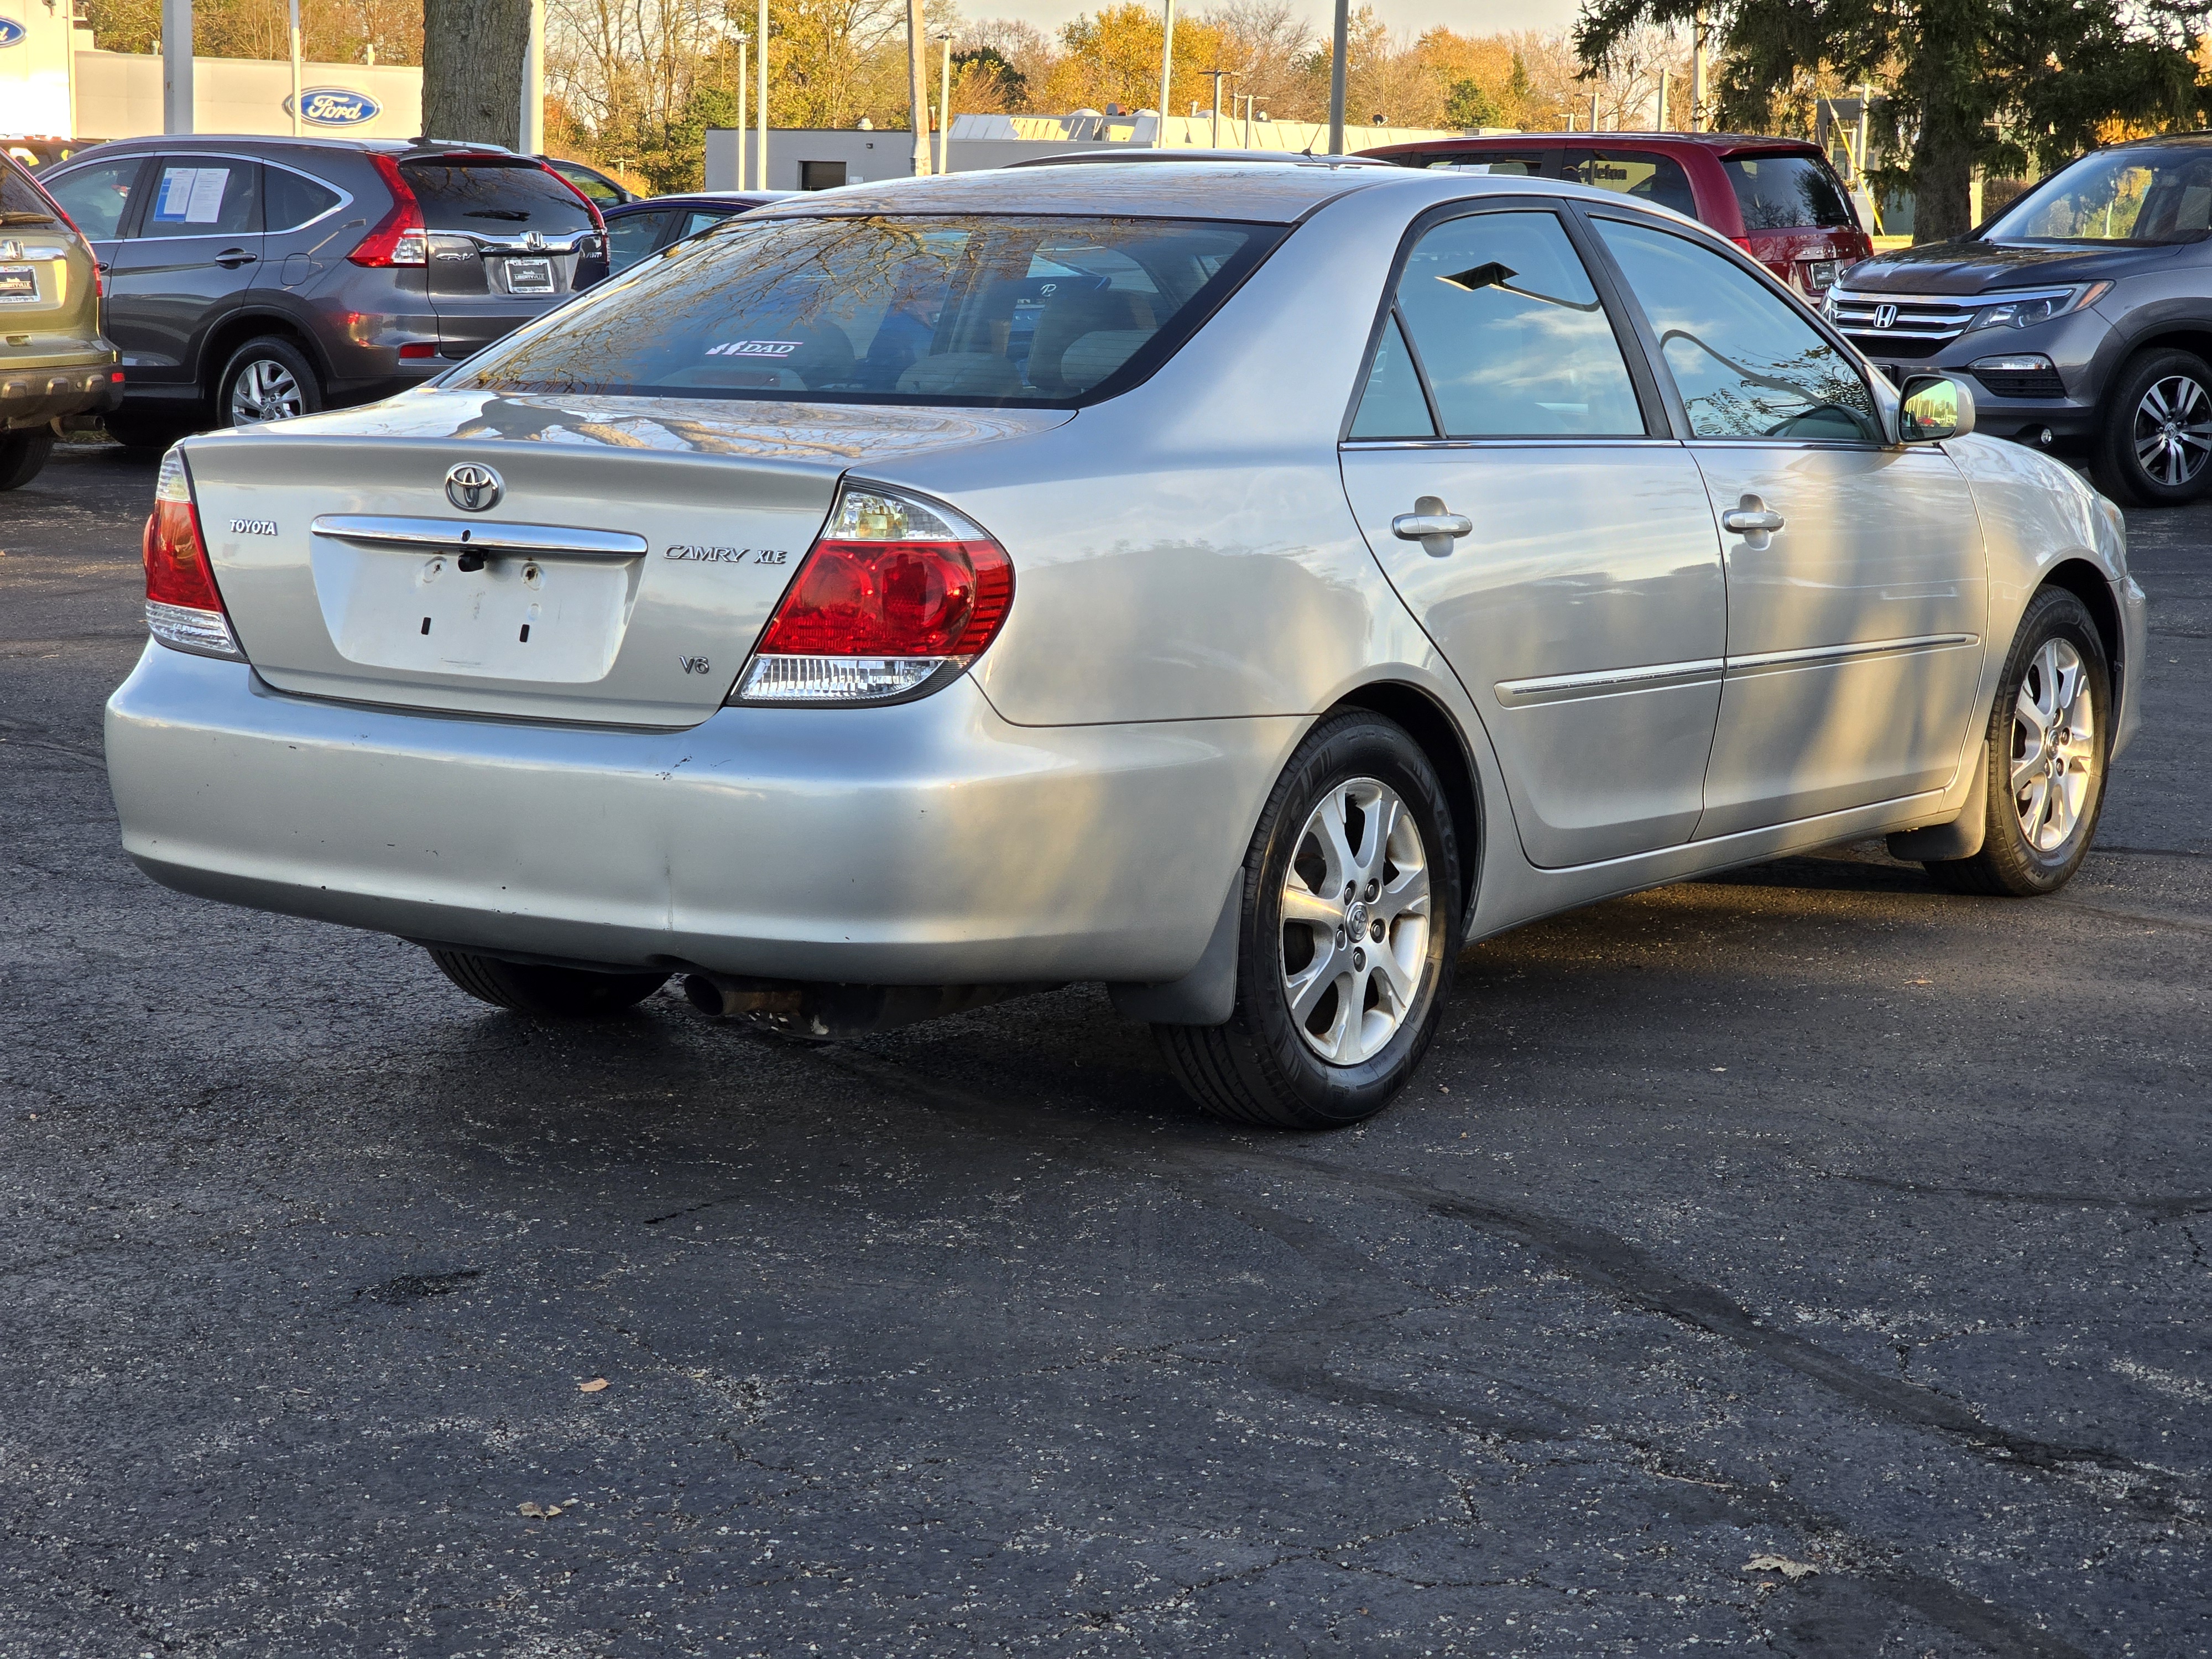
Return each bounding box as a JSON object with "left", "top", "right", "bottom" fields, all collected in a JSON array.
[{"left": 154, "top": 166, "right": 231, "bottom": 225}]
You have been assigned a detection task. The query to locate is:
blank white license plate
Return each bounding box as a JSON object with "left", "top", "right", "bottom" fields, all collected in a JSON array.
[
  {"left": 309, "top": 542, "right": 628, "bottom": 684},
  {"left": 0, "top": 265, "right": 36, "bottom": 302},
  {"left": 502, "top": 257, "right": 555, "bottom": 295}
]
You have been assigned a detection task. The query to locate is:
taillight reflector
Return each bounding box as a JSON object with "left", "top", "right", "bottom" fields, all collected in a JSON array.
[
  {"left": 349, "top": 154, "right": 429, "bottom": 268},
  {"left": 734, "top": 486, "right": 1012, "bottom": 705},
  {"left": 142, "top": 448, "right": 243, "bottom": 660}
]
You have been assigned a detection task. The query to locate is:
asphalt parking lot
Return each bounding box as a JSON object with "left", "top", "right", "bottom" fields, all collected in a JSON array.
[{"left": 2, "top": 437, "right": 2207, "bottom": 1658}]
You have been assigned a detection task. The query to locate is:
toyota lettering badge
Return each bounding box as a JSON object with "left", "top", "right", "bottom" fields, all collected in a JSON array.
[{"left": 445, "top": 463, "right": 503, "bottom": 513}]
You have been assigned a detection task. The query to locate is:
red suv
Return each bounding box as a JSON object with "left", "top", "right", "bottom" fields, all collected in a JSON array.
[{"left": 1357, "top": 132, "right": 1872, "bottom": 297}]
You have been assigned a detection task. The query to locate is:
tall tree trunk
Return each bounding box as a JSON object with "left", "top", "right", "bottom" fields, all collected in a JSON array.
[
  {"left": 1913, "top": 100, "right": 1978, "bottom": 243},
  {"left": 422, "top": 0, "right": 533, "bottom": 148}
]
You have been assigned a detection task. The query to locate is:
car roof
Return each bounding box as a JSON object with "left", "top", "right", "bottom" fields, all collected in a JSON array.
[
  {"left": 608, "top": 191, "right": 791, "bottom": 211},
  {"left": 1361, "top": 131, "right": 1827, "bottom": 158},
  {"left": 748, "top": 159, "right": 1413, "bottom": 224},
  {"left": 51, "top": 134, "right": 528, "bottom": 160},
  {"left": 1006, "top": 148, "right": 1401, "bottom": 169}
]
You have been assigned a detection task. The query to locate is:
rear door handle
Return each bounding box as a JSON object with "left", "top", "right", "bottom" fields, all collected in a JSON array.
[
  {"left": 1721, "top": 500, "right": 1785, "bottom": 535},
  {"left": 215, "top": 248, "right": 257, "bottom": 268},
  {"left": 1391, "top": 495, "right": 1474, "bottom": 556}
]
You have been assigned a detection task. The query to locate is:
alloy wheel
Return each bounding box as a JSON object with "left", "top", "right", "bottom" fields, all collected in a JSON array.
[
  {"left": 1279, "top": 777, "right": 1432, "bottom": 1065},
  {"left": 2010, "top": 638, "right": 2096, "bottom": 854},
  {"left": 2131, "top": 373, "right": 2212, "bottom": 488},
  {"left": 229, "top": 358, "right": 305, "bottom": 425}
]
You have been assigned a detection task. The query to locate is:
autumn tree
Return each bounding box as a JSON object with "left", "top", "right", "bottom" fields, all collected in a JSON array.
[{"left": 1576, "top": 0, "right": 2209, "bottom": 242}]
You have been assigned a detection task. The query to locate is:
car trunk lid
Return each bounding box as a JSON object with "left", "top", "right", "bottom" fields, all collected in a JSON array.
[{"left": 180, "top": 390, "right": 1072, "bottom": 727}]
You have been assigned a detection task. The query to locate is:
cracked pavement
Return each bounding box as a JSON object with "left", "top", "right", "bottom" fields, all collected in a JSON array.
[{"left": 2, "top": 440, "right": 2208, "bottom": 1656}]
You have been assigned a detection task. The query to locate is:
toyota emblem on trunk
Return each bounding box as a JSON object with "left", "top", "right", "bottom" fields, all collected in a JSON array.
[{"left": 445, "top": 463, "right": 503, "bottom": 512}]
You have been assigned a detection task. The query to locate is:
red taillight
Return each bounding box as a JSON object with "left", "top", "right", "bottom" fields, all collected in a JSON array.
[
  {"left": 349, "top": 154, "right": 428, "bottom": 267},
  {"left": 398, "top": 341, "right": 437, "bottom": 359},
  {"left": 142, "top": 448, "right": 243, "bottom": 660},
  {"left": 735, "top": 486, "right": 1012, "bottom": 704}
]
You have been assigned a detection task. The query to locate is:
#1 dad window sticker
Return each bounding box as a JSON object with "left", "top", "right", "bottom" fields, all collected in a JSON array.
[{"left": 154, "top": 166, "right": 231, "bottom": 225}]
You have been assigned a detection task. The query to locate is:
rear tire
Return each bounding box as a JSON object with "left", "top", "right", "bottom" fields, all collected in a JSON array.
[
  {"left": 429, "top": 948, "right": 670, "bottom": 1017},
  {"left": 0, "top": 426, "right": 55, "bottom": 490},
  {"left": 1156, "top": 711, "right": 1462, "bottom": 1129},
  {"left": 1924, "top": 587, "right": 2110, "bottom": 898},
  {"left": 217, "top": 335, "right": 322, "bottom": 429},
  {"left": 2091, "top": 348, "right": 2212, "bottom": 507}
]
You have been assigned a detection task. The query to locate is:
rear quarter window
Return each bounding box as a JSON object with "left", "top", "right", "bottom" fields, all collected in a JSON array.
[
  {"left": 0, "top": 157, "right": 60, "bottom": 226},
  {"left": 401, "top": 160, "right": 595, "bottom": 233},
  {"left": 1724, "top": 155, "right": 1857, "bottom": 231}
]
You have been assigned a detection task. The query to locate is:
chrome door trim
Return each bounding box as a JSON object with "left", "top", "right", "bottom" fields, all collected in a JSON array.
[
  {"left": 1495, "top": 633, "right": 1978, "bottom": 705},
  {"left": 1494, "top": 656, "right": 1725, "bottom": 706},
  {"left": 1723, "top": 632, "right": 1979, "bottom": 678},
  {"left": 309, "top": 515, "right": 649, "bottom": 557},
  {"left": 1342, "top": 436, "right": 1684, "bottom": 452}
]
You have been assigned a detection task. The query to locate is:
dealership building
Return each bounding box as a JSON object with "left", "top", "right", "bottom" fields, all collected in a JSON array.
[{"left": 0, "top": 0, "right": 420, "bottom": 143}]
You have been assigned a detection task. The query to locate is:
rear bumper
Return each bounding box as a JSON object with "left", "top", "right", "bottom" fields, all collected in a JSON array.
[
  {"left": 105, "top": 644, "right": 1295, "bottom": 985},
  {"left": 3, "top": 359, "right": 122, "bottom": 429}
]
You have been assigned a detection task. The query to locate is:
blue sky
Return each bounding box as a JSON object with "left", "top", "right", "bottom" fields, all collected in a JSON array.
[{"left": 992, "top": 0, "right": 1584, "bottom": 43}]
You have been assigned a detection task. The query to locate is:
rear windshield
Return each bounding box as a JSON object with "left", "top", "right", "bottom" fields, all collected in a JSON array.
[
  {"left": 400, "top": 159, "right": 595, "bottom": 233},
  {"left": 0, "top": 158, "right": 60, "bottom": 227},
  {"left": 449, "top": 213, "right": 1280, "bottom": 407},
  {"left": 1723, "top": 154, "right": 1856, "bottom": 231}
]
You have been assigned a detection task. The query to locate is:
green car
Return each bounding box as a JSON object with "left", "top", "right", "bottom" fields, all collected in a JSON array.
[{"left": 1, "top": 148, "right": 123, "bottom": 489}]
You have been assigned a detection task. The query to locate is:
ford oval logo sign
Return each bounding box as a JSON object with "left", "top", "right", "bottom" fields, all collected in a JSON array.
[
  {"left": 0, "top": 18, "right": 28, "bottom": 46},
  {"left": 284, "top": 87, "right": 381, "bottom": 127}
]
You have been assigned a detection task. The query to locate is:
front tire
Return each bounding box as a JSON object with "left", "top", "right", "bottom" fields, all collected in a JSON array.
[
  {"left": 2093, "top": 348, "right": 2212, "bottom": 507},
  {"left": 217, "top": 335, "right": 322, "bottom": 429},
  {"left": 429, "top": 948, "right": 670, "bottom": 1018},
  {"left": 0, "top": 426, "right": 55, "bottom": 490},
  {"left": 1157, "top": 711, "right": 1462, "bottom": 1129},
  {"left": 1924, "top": 587, "right": 2111, "bottom": 897}
]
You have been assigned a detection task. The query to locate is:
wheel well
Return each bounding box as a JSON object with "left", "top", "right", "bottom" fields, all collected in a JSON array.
[
  {"left": 2119, "top": 327, "right": 2212, "bottom": 380},
  {"left": 1332, "top": 681, "right": 1482, "bottom": 915},
  {"left": 2039, "top": 557, "right": 2124, "bottom": 697},
  {"left": 195, "top": 314, "right": 325, "bottom": 397}
]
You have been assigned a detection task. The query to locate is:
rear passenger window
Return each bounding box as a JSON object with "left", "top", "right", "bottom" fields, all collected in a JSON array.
[
  {"left": 0, "top": 158, "right": 60, "bottom": 225},
  {"left": 142, "top": 159, "right": 260, "bottom": 238},
  {"left": 1593, "top": 216, "right": 1876, "bottom": 441},
  {"left": 265, "top": 167, "right": 342, "bottom": 231},
  {"left": 1562, "top": 150, "right": 1698, "bottom": 218},
  {"left": 400, "top": 161, "right": 595, "bottom": 233},
  {"left": 1387, "top": 210, "right": 1644, "bottom": 438},
  {"left": 605, "top": 208, "right": 671, "bottom": 272},
  {"left": 1349, "top": 314, "right": 1434, "bottom": 438}
]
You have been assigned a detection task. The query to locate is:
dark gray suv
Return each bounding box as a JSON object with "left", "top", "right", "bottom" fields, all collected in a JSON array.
[
  {"left": 40, "top": 135, "right": 607, "bottom": 448},
  {"left": 1830, "top": 132, "right": 2212, "bottom": 506}
]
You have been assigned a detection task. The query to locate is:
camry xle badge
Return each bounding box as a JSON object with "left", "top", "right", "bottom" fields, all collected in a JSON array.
[
  {"left": 1874, "top": 302, "right": 1898, "bottom": 330},
  {"left": 445, "top": 462, "right": 503, "bottom": 513}
]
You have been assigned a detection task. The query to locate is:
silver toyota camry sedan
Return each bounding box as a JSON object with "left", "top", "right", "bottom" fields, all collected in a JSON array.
[{"left": 105, "top": 162, "right": 2146, "bottom": 1129}]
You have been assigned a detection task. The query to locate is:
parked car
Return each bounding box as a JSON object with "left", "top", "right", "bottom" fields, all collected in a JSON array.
[
  {"left": 3, "top": 135, "right": 111, "bottom": 173},
  {"left": 1359, "top": 132, "right": 1873, "bottom": 298},
  {"left": 539, "top": 155, "right": 637, "bottom": 210},
  {"left": 105, "top": 164, "right": 2141, "bottom": 1128},
  {"left": 0, "top": 149, "right": 123, "bottom": 489},
  {"left": 38, "top": 135, "right": 608, "bottom": 450},
  {"left": 597, "top": 191, "right": 789, "bottom": 279},
  {"left": 1828, "top": 133, "right": 2212, "bottom": 506}
]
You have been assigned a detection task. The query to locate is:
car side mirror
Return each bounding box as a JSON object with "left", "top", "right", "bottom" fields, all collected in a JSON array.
[{"left": 1897, "top": 374, "right": 1975, "bottom": 444}]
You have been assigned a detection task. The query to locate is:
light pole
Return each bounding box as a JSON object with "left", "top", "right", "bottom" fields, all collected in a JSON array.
[
  {"left": 756, "top": 0, "right": 769, "bottom": 189},
  {"left": 734, "top": 36, "right": 747, "bottom": 191},
  {"left": 520, "top": 0, "right": 544, "bottom": 152},
  {"left": 160, "top": 0, "right": 192, "bottom": 133},
  {"left": 1239, "top": 91, "right": 1255, "bottom": 148},
  {"left": 286, "top": 0, "right": 301, "bottom": 136},
  {"left": 1691, "top": 4, "right": 1707, "bottom": 133},
  {"left": 1326, "top": 0, "right": 1347, "bottom": 154},
  {"left": 938, "top": 33, "right": 952, "bottom": 175},
  {"left": 905, "top": 0, "right": 930, "bottom": 176},
  {"left": 1202, "top": 67, "right": 1232, "bottom": 149},
  {"left": 1154, "top": 0, "right": 1177, "bottom": 148},
  {"left": 1655, "top": 67, "right": 1668, "bottom": 132}
]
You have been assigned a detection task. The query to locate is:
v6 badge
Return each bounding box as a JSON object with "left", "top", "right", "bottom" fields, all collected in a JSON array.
[{"left": 677, "top": 655, "right": 713, "bottom": 675}]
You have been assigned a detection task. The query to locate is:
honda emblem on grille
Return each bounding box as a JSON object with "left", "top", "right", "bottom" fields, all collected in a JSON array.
[
  {"left": 1874, "top": 302, "right": 1898, "bottom": 330},
  {"left": 445, "top": 463, "right": 504, "bottom": 513}
]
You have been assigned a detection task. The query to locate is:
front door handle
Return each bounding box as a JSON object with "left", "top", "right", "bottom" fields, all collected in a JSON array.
[
  {"left": 1391, "top": 495, "right": 1474, "bottom": 557},
  {"left": 215, "top": 248, "right": 258, "bottom": 268},
  {"left": 1720, "top": 498, "right": 1785, "bottom": 535}
]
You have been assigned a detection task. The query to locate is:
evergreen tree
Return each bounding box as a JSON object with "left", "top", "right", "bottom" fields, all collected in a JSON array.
[{"left": 1575, "top": 0, "right": 2208, "bottom": 242}]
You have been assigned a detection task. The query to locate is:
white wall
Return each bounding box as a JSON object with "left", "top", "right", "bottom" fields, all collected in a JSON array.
[{"left": 74, "top": 50, "right": 422, "bottom": 140}]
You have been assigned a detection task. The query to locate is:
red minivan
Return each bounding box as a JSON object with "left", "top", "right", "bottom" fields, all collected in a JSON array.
[{"left": 1357, "top": 132, "right": 1873, "bottom": 297}]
